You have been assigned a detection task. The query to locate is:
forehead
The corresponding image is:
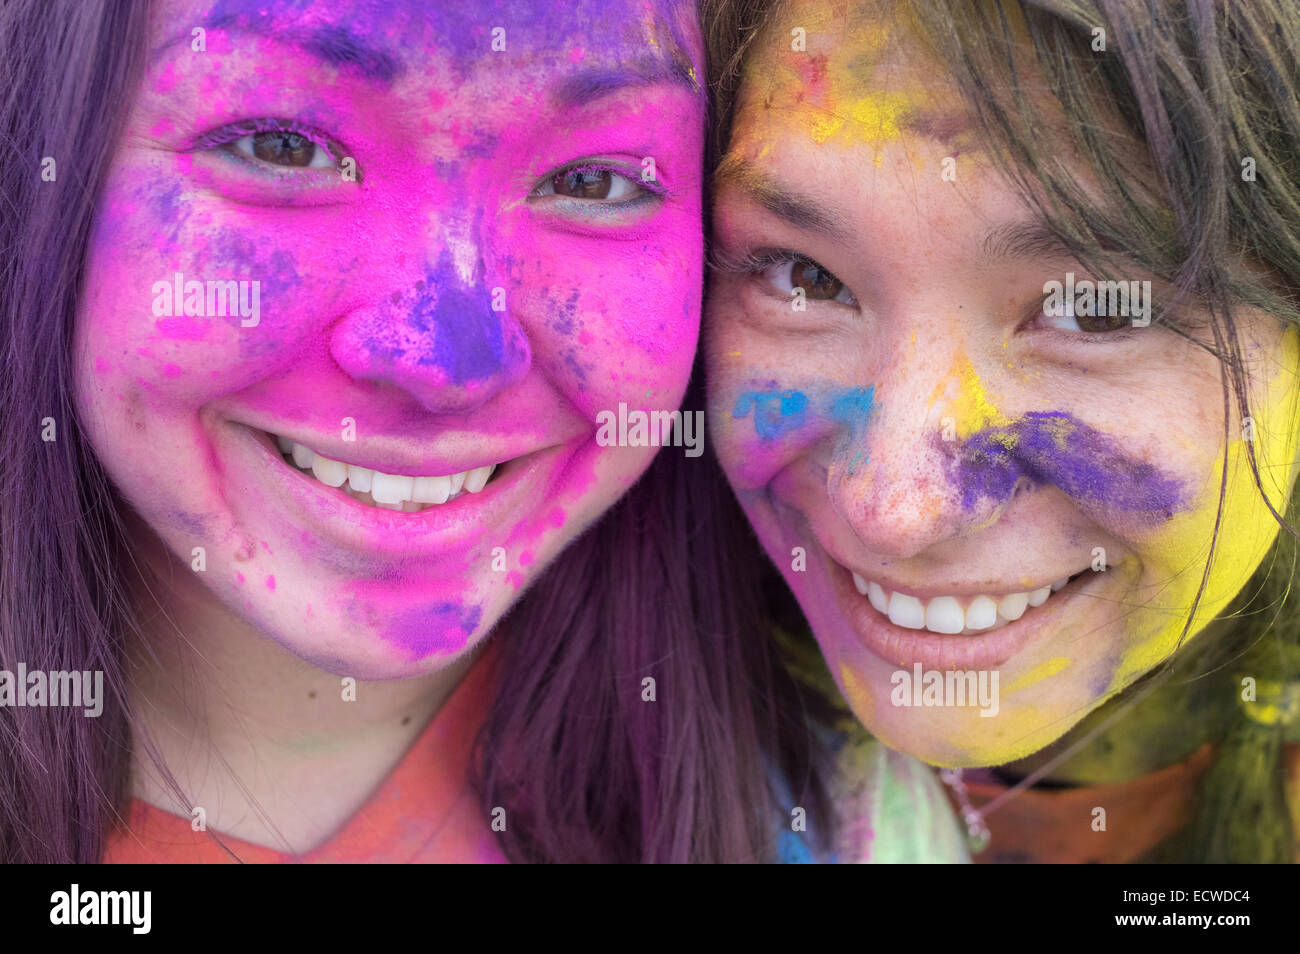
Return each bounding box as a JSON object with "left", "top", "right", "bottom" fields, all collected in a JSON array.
[
  {"left": 733, "top": 1, "right": 969, "bottom": 153},
  {"left": 152, "top": 0, "right": 702, "bottom": 91}
]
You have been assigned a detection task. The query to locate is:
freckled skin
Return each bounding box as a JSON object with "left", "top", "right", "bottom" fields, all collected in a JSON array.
[
  {"left": 75, "top": 0, "right": 705, "bottom": 679},
  {"left": 705, "top": 1, "right": 1300, "bottom": 767}
]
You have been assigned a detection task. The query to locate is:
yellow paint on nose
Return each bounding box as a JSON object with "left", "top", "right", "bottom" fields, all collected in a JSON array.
[{"left": 931, "top": 354, "right": 1012, "bottom": 441}]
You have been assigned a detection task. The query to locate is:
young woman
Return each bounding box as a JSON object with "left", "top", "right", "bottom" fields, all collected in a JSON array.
[
  {"left": 0, "top": 0, "right": 831, "bottom": 863},
  {"left": 703, "top": 0, "right": 1300, "bottom": 862}
]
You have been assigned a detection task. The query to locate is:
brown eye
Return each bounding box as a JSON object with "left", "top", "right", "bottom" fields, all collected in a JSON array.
[
  {"left": 758, "top": 256, "right": 857, "bottom": 306},
  {"left": 1040, "top": 282, "right": 1142, "bottom": 334},
  {"left": 552, "top": 167, "right": 613, "bottom": 199},
  {"left": 1074, "top": 311, "right": 1131, "bottom": 333},
  {"left": 250, "top": 130, "right": 319, "bottom": 167},
  {"left": 791, "top": 259, "right": 845, "bottom": 301}
]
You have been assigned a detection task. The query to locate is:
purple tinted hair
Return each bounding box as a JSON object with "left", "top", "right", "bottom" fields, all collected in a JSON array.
[
  {"left": 0, "top": 0, "right": 827, "bottom": 863},
  {"left": 0, "top": 0, "right": 148, "bottom": 864},
  {"left": 477, "top": 375, "right": 831, "bottom": 862}
]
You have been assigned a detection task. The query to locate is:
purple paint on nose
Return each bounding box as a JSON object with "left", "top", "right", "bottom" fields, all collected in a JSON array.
[
  {"left": 352, "top": 246, "right": 522, "bottom": 387},
  {"left": 414, "top": 248, "right": 514, "bottom": 385},
  {"left": 948, "top": 411, "right": 1187, "bottom": 520}
]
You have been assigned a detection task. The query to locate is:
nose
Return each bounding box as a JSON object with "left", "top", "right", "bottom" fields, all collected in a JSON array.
[
  {"left": 828, "top": 342, "right": 1015, "bottom": 560},
  {"left": 329, "top": 246, "right": 531, "bottom": 415}
]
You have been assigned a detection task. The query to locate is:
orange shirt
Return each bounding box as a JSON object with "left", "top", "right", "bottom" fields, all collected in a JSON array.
[
  {"left": 951, "top": 743, "right": 1216, "bottom": 864},
  {"left": 104, "top": 646, "right": 506, "bottom": 864}
]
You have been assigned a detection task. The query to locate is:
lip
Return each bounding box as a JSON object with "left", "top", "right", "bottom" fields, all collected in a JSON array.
[
  {"left": 218, "top": 420, "right": 569, "bottom": 558},
  {"left": 233, "top": 409, "right": 541, "bottom": 478},
  {"left": 266, "top": 427, "right": 507, "bottom": 479},
  {"left": 823, "top": 548, "right": 1093, "bottom": 670},
  {"left": 813, "top": 531, "right": 1088, "bottom": 601},
  {"left": 842, "top": 569, "right": 1082, "bottom": 602}
]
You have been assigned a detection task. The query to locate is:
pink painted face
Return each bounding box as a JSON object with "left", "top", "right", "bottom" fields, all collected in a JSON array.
[{"left": 75, "top": 0, "right": 705, "bottom": 678}]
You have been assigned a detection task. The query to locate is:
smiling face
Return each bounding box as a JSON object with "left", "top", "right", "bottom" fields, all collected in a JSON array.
[
  {"left": 75, "top": 0, "right": 705, "bottom": 679},
  {"left": 706, "top": 3, "right": 1300, "bottom": 766}
]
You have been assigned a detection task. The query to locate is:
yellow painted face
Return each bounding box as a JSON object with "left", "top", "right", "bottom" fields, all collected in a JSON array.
[
  {"left": 706, "top": 0, "right": 1300, "bottom": 766},
  {"left": 1111, "top": 327, "right": 1300, "bottom": 691}
]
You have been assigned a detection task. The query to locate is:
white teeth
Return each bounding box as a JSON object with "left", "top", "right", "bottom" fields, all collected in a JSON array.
[
  {"left": 310, "top": 456, "right": 348, "bottom": 488},
  {"left": 965, "top": 594, "right": 999, "bottom": 631},
  {"left": 464, "top": 465, "right": 494, "bottom": 494},
  {"left": 924, "top": 596, "right": 965, "bottom": 634},
  {"left": 853, "top": 571, "right": 1076, "bottom": 635},
  {"left": 370, "top": 472, "right": 414, "bottom": 505},
  {"left": 887, "top": 592, "right": 926, "bottom": 630},
  {"left": 346, "top": 464, "right": 373, "bottom": 494},
  {"left": 867, "top": 581, "right": 889, "bottom": 615},
  {"left": 274, "top": 433, "right": 499, "bottom": 512},
  {"left": 997, "top": 591, "right": 1029, "bottom": 622},
  {"left": 412, "top": 475, "right": 451, "bottom": 505}
]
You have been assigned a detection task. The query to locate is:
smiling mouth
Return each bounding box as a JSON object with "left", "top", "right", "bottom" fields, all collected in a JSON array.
[
  {"left": 270, "top": 432, "right": 503, "bottom": 513},
  {"left": 848, "top": 569, "right": 1090, "bottom": 636}
]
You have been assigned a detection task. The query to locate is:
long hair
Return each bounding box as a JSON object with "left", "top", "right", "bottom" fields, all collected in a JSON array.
[
  {"left": 701, "top": 0, "right": 1300, "bottom": 862},
  {"left": 0, "top": 0, "right": 824, "bottom": 864},
  {"left": 477, "top": 374, "right": 830, "bottom": 862}
]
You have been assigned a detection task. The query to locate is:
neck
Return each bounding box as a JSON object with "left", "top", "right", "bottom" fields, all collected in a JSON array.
[{"left": 125, "top": 527, "right": 477, "bottom": 853}]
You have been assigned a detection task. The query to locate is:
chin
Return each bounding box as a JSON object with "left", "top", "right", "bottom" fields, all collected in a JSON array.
[{"left": 853, "top": 690, "right": 1102, "bottom": 768}]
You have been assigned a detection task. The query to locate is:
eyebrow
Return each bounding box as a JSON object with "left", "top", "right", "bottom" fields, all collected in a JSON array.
[
  {"left": 550, "top": 57, "right": 702, "bottom": 108},
  {"left": 159, "top": 19, "right": 699, "bottom": 103},
  {"left": 713, "top": 156, "right": 852, "bottom": 243},
  {"left": 297, "top": 25, "right": 401, "bottom": 83},
  {"left": 980, "top": 222, "right": 1081, "bottom": 261},
  {"left": 154, "top": 18, "right": 402, "bottom": 84}
]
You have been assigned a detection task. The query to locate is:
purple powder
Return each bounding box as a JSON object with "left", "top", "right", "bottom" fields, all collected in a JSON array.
[{"left": 948, "top": 411, "right": 1187, "bottom": 521}]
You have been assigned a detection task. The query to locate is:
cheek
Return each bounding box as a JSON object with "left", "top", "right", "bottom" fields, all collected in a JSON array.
[
  {"left": 1113, "top": 446, "right": 1279, "bottom": 687},
  {"left": 703, "top": 294, "right": 867, "bottom": 488},
  {"left": 705, "top": 317, "right": 769, "bottom": 479},
  {"left": 510, "top": 221, "right": 703, "bottom": 408},
  {"left": 79, "top": 160, "right": 358, "bottom": 413},
  {"left": 706, "top": 366, "right": 877, "bottom": 492},
  {"left": 711, "top": 383, "right": 814, "bottom": 491},
  {"left": 1116, "top": 333, "right": 1300, "bottom": 684}
]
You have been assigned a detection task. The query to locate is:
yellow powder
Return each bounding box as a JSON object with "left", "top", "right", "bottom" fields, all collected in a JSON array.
[
  {"left": 849, "top": 95, "right": 903, "bottom": 139},
  {"left": 810, "top": 115, "right": 845, "bottom": 144},
  {"left": 839, "top": 662, "right": 874, "bottom": 720},
  {"left": 1004, "top": 656, "right": 1071, "bottom": 694},
  {"left": 1111, "top": 326, "right": 1300, "bottom": 690},
  {"left": 934, "top": 353, "right": 1013, "bottom": 440}
]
